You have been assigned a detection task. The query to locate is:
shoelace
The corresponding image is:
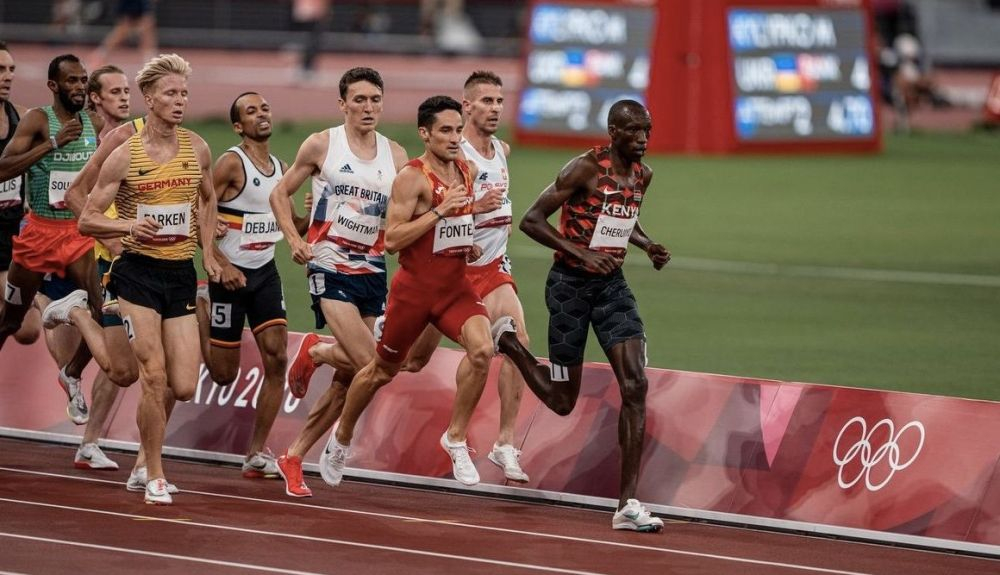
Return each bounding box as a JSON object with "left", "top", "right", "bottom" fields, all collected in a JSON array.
[
  {"left": 327, "top": 445, "right": 349, "bottom": 467},
  {"left": 448, "top": 445, "right": 477, "bottom": 472}
]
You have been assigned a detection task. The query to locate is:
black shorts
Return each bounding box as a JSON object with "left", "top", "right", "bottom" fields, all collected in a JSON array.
[
  {"left": 0, "top": 219, "right": 18, "bottom": 271},
  {"left": 111, "top": 252, "right": 196, "bottom": 320},
  {"left": 117, "top": 0, "right": 152, "bottom": 19},
  {"left": 545, "top": 262, "right": 645, "bottom": 367},
  {"left": 208, "top": 260, "right": 287, "bottom": 346},
  {"left": 307, "top": 268, "right": 387, "bottom": 329},
  {"left": 98, "top": 257, "right": 123, "bottom": 328}
]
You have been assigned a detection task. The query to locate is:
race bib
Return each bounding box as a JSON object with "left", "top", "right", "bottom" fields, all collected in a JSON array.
[
  {"left": 239, "top": 212, "right": 282, "bottom": 250},
  {"left": 328, "top": 202, "right": 380, "bottom": 251},
  {"left": 48, "top": 170, "right": 78, "bottom": 209},
  {"left": 0, "top": 176, "right": 22, "bottom": 209},
  {"left": 589, "top": 214, "right": 636, "bottom": 251},
  {"left": 474, "top": 195, "right": 512, "bottom": 229},
  {"left": 433, "top": 213, "right": 474, "bottom": 256},
  {"left": 137, "top": 202, "right": 191, "bottom": 244}
]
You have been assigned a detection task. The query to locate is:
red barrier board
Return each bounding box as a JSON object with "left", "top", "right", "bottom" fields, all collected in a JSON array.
[{"left": 1, "top": 330, "right": 997, "bottom": 551}]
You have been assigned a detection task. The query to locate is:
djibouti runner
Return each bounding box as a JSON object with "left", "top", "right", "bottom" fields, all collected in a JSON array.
[
  {"left": 269, "top": 67, "right": 407, "bottom": 498},
  {"left": 79, "top": 53, "right": 222, "bottom": 505},
  {"left": 503, "top": 99, "right": 670, "bottom": 532},
  {"left": 0, "top": 53, "right": 106, "bottom": 425},
  {"left": 194, "top": 91, "right": 310, "bottom": 479}
]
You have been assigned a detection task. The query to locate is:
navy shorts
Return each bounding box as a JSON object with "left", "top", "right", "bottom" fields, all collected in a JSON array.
[
  {"left": 39, "top": 272, "right": 76, "bottom": 301},
  {"left": 545, "top": 262, "right": 645, "bottom": 367},
  {"left": 208, "top": 260, "right": 287, "bottom": 346},
  {"left": 307, "top": 267, "right": 387, "bottom": 329}
]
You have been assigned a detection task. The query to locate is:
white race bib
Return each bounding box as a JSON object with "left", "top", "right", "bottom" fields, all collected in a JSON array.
[
  {"left": 589, "top": 214, "right": 636, "bottom": 251},
  {"left": 329, "top": 202, "right": 380, "bottom": 251},
  {"left": 239, "top": 212, "right": 282, "bottom": 250},
  {"left": 137, "top": 202, "right": 191, "bottom": 244},
  {"left": 0, "top": 177, "right": 22, "bottom": 209},
  {"left": 48, "top": 170, "right": 78, "bottom": 209},
  {"left": 433, "top": 213, "right": 475, "bottom": 256},
  {"left": 474, "top": 195, "right": 512, "bottom": 229}
]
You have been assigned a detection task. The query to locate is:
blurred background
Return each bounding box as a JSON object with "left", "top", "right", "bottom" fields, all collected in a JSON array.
[{"left": 1, "top": 0, "right": 998, "bottom": 399}]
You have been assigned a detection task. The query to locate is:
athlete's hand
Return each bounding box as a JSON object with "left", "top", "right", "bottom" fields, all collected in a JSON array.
[
  {"left": 54, "top": 117, "right": 84, "bottom": 148},
  {"left": 129, "top": 216, "right": 161, "bottom": 242},
  {"left": 646, "top": 243, "right": 670, "bottom": 270},
  {"left": 578, "top": 250, "right": 620, "bottom": 275},
  {"left": 304, "top": 190, "right": 314, "bottom": 213},
  {"left": 466, "top": 244, "right": 483, "bottom": 263},
  {"left": 290, "top": 237, "right": 313, "bottom": 265},
  {"left": 473, "top": 188, "right": 503, "bottom": 214},
  {"left": 203, "top": 254, "right": 223, "bottom": 284},
  {"left": 437, "top": 181, "right": 470, "bottom": 216},
  {"left": 219, "top": 262, "right": 246, "bottom": 291},
  {"left": 215, "top": 216, "right": 228, "bottom": 238}
]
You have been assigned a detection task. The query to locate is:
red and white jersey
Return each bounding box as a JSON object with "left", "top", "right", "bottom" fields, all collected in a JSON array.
[
  {"left": 306, "top": 125, "right": 395, "bottom": 275},
  {"left": 460, "top": 136, "right": 511, "bottom": 267}
]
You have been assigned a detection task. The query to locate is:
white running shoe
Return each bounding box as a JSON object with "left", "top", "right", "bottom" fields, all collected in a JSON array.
[
  {"left": 488, "top": 443, "right": 529, "bottom": 482},
  {"left": 57, "top": 368, "right": 89, "bottom": 425},
  {"left": 42, "top": 288, "right": 88, "bottom": 329},
  {"left": 126, "top": 466, "right": 178, "bottom": 494},
  {"left": 373, "top": 314, "right": 385, "bottom": 343},
  {"left": 612, "top": 499, "right": 664, "bottom": 533},
  {"left": 490, "top": 315, "right": 516, "bottom": 353},
  {"left": 144, "top": 478, "right": 173, "bottom": 505},
  {"left": 439, "top": 432, "right": 480, "bottom": 486},
  {"left": 74, "top": 442, "right": 119, "bottom": 470},
  {"left": 319, "top": 431, "right": 350, "bottom": 487},
  {"left": 242, "top": 450, "right": 280, "bottom": 479}
]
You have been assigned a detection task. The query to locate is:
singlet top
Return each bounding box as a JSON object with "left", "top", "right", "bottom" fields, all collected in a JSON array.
[
  {"left": 94, "top": 117, "right": 144, "bottom": 262},
  {"left": 306, "top": 125, "right": 396, "bottom": 275},
  {"left": 397, "top": 157, "right": 474, "bottom": 288},
  {"left": 117, "top": 127, "right": 202, "bottom": 260},
  {"left": 215, "top": 146, "right": 285, "bottom": 269},
  {"left": 460, "top": 136, "right": 511, "bottom": 267},
  {"left": 0, "top": 99, "right": 24, "bottom": 222},
  {"left": 27, "top": 106, "right": 96, "bottom": 219},
  {"left": 556, "top": 146, "right": 646, "bottom": 272}
]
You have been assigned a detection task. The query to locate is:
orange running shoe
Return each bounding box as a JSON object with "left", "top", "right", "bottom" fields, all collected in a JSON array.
[
  {"left": 287, "top": 333, "right": 320, "bottom": 398},
  {"left": 277, "top": 453, "right": 312, "bottom": 498}
]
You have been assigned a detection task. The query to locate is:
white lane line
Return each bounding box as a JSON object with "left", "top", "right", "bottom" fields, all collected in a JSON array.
[
  {"left": 0, "top": 532, "right": 323, "bottom": 575},
  {"left": 506, "top": 245, "right": 1000, "bottom": 288},
  {"left": 0, "top": 468, "right": 873, "bottom": 575},
  {"left": 0, "top": 498, "right": 603, "bottom": 575}
]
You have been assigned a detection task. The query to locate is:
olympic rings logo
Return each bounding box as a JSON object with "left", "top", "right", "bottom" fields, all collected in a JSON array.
[{"left": 832, "top": 417, "right": 925, "bottom": 492}]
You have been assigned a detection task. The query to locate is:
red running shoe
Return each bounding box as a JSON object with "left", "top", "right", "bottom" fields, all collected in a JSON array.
[
  {"left": 277, "top": 453, "right": 312, "bottom": 498},
  {"left": 287, "top": 333, "right": 320, "bottom": 398}
]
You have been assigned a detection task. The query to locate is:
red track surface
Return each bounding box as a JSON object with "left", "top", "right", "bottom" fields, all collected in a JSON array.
[{"left": 1, "top": 437, "right": 996, "bottom": 575}]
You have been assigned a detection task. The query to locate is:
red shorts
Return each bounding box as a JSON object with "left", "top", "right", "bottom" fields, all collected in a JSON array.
[
  {"left": 12, "top": 213, "right": 94, "bottom": 276},
  {"left": 376, "top": 270, "right": 488, "bottom": 363},
  {"left": 466, "top": 255, "right": 516, "bottom": 299}
]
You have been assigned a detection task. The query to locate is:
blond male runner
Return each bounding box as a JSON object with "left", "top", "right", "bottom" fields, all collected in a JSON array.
[
  {"left": 270, "top": 67, "right": 407, "bottom": 497},
  {"left": 194, "top": 91, "right": 309, "bottom": 479},
  {"left": 79, "top": 53, "right": 221, "bottom": 505}
]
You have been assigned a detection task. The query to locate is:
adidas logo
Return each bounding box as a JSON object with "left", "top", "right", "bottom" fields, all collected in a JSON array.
[{"left": 339, "top": 164, "right": 354, "bottom": 174}]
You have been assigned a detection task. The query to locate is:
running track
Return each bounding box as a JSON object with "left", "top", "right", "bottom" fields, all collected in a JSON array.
[{"left": 1, "top": 437, "right": 996, "bottom": 575}]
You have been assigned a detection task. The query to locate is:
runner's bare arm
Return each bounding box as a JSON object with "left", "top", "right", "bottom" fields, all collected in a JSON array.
[
  {"left": 79, "top": 142, "right": 136, "bottom": 239},
  {"left": 270, "top": 131, "right": 327, "bottom": 263},
  {"left": 384, "top": 165, "right": 436, "bottom": 254},
  {"left": 193, "top": 135, "right": 222, "bottom": 280},
  {"left": 66, "top": 120, "right": 137, "bottom": 216},
  {"left": 279, "top": 159, "right": 310, "bottom": 236},
  {"left": 389, "top": 140, "right": 409, "bottom": 173},
  {"left": 0, "top": 110, "right": 54, "bottom": 182},
  {"left": 626, "top": 167, "right": 669, "bottom": 270},
  {"left": 208, "top": 150, "right": 245, "bottom": 287}
]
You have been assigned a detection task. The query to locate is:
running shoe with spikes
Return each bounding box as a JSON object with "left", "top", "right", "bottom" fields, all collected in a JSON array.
[
  {"left": 74, "top": 442, "right": 119, "bottom": 470},
  {"left": 145, "top": 478, "right": 173, "bottom": 505},
  {"left": 277, "top": 453, "right": 312, "bottom": 497},
  {"left": 488, "top": 443, "right": 529, "bottom": 482},
  {"left": 440, "top": 432, "right": 480, "bottom": 486},
  {"left": 490, "top": 315, "right": 516, "bottom": 354},
  {"left": 287, "top": 333, "right": 320, "bottom": 399},
  {"left": 242, "top": 449, "right": 280, "bottom": 479},
  {"left": 57, "top": 368, "right": 89, "bottom": 425},
  {"left": 42, "top": 288, "right": 88, "bottom": 329},
  {"left": 319, "top": 431, "right": 350, "bottom": 487},
  {"left": 126, "top": 466, "right": 179, "bottom": 494},
  {"left": 612, "top": 499, "right": 664, "bottom": 533}
]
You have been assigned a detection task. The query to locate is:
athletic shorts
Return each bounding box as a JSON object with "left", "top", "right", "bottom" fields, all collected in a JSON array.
[
  {"left": 466, "top": 254, "right": 516, "bottom": 299},
  {"left": 0, "top": 219, "right": 18, "bottom": 271},
  {"left": 545, "top": 262, "right": 645, "bottom": 367},
  {"left": 208, "top": 260, "right": 287, "bottom": 347},
  {"left": 307, "top": 267, "right": 387, "bottom": 328},
  {"left": 12, "top": 213, "right": 94, "bottom": 276},
  {"left": 117, "top": 0, "right": 152, "bottom": 19},
  {"left": 110, "top": 252, "right": 196, "bottom": 320},
  {"left": 98, "top": 257, "right": 123, "bottom": 328},
  {"left": 38, "top": 272, "right": 76, "bottom": 302},
  {"left": 376, "top": 270, "right": 487, "bottom": 363}
]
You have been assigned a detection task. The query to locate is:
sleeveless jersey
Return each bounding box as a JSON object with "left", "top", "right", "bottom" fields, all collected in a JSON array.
[
  {"left": 556, "top": 146, "right": 646, "bottom": 271},
  {"left": 94, "top": 117, "right": 145, "bottom": 262},
  {"left": 216, "top": 146, "right": 285, "bottom": 269},
  {"left": 27, "top": 106, "right": 96, "bottom": 219},
  {"left": 0, "top": 99, "right": 24, "bottom": 222},
  {"left": 306, "top": 125, "right": 395, "bottom": 275},
  {"left": 397, "top": 157, "right": 474, "bottom": 287},
  {"left": 460, "top": 136, "right": 511, "bottom": 267},
  {"left": 117, "top": 127, "right": 202, "bottom": 260}
]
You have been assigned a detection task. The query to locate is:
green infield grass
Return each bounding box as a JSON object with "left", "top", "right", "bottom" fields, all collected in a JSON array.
[{"left": 190, "top": 120, "right": 1000, "bottom": 401}]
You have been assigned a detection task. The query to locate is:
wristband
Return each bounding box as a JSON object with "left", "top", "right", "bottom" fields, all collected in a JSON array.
[
  {"left": 430, "top": 208, "right": 444, "bottom": 221},
  {"left": 49, "top": 135, "right": 59, "bottom": 150}
]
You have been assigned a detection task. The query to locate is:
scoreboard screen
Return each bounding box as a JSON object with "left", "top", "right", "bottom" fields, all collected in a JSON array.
[
  {"left": 517, "top": 2, "right": 657, "bottom": 138},
  {"left": 728, "top": 8, "right": 875, "bottom": 142}
]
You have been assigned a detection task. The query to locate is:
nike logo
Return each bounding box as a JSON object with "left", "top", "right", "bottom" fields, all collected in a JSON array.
[
  {"left": 138, "top": 167, "right": 153, "bottom": 176},
  {"left": 80, "top": 453, "right": 92, "bottom": 461},
  {"left": 186, "top": 303, "right": 196, "bottom": 310}
]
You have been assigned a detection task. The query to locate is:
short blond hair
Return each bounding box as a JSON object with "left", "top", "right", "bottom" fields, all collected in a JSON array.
[{"left": 135, "top": 53, "right": 191, "bottom": 94}]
